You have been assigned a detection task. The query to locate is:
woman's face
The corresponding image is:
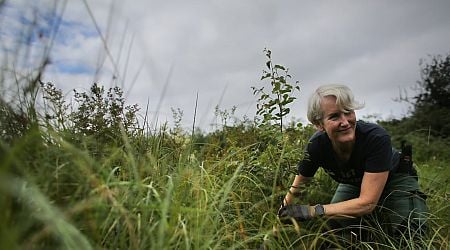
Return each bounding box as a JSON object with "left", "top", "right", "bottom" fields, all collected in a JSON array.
[{"left": 317, "top": 95, "right": 356, "bottom": 144}]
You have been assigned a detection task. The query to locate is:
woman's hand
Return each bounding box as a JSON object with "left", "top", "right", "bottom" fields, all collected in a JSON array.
[
  {"left": 278, "top": 174, "right": 313, "bottom": 222},
  {"left": 278, "top": 204, "right": 314, "bottom": 222}
]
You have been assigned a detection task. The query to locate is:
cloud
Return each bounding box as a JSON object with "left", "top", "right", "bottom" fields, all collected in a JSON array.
[{"left": 2, "top": 0, "right": 450, "bottom": 131}]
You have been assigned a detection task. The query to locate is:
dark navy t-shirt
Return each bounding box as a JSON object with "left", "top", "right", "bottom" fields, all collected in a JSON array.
[{"left": 297, "top": 121, "right": 400, "bottom": 186}]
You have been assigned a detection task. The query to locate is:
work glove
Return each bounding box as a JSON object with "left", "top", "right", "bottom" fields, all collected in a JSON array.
[{"left": 277, "top": 204, "right": 313, "bottom": 223}]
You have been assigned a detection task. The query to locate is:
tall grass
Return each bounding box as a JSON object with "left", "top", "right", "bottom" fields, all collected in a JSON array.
[
  {"left": 0, "top": 125, "right": 282, "bottom": 249},
  {"left": 1, "top": 116, "right": 448, "bottom": 249}
]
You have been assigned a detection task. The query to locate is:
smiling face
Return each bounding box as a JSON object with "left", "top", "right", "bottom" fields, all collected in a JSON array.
[{"left": 317, "top": 95, "right": 357, "bottom": 145}]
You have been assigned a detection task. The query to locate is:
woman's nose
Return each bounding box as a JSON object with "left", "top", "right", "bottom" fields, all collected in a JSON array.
[{"left": 339, "top": 114, "right": 349, "bottom": 126}]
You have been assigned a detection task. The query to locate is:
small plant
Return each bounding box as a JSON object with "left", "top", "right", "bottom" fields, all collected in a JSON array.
[
  {"left": 70, "top": 83, "right": 140, "bottom": 142},
  {"left": 41, "top": 82, "right": 70, "bottom": 131},
  {"left": 252, "top": 48, "right": 301, "bottom": 133},
  {"left": 214, "top": 105, "right": 237, "bottom": 129}
]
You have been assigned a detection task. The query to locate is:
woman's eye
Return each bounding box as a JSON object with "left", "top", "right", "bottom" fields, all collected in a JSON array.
[{"left": 329, "top": 115, "right": 339, "bottom": 120}]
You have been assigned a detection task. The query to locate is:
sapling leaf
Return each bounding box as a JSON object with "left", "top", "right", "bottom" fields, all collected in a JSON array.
[{"left": 274, "top": 64, "right": 286, "bottom": 70}]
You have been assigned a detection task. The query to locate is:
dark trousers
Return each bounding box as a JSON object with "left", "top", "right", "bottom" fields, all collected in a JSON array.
[{"left": 328, "top": 173, "right": 428, "bottom": 242}]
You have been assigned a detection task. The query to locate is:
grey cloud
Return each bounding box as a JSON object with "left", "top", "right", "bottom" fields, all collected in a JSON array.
[{"left": 4, "top": 0, "right": 450, "bottom": 130}]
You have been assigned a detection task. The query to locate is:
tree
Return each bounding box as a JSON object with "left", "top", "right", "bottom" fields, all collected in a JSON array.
[{"left": 412, "top": 53, "right": 450, "bottom": 137}]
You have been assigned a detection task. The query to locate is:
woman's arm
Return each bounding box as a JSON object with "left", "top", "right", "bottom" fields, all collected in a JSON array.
[
  {"left": 323, "top": 171, "right": 389, "bottom": 217},
  {"left": 282, "top": 174, "right": 312, "bottom": 206}
]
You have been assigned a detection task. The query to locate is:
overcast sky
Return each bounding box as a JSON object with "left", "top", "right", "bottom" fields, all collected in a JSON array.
[{"left": 2, "top": 0, "right": 450, "bottom": 131}]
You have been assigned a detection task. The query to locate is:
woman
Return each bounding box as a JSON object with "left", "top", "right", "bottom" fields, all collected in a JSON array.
[{"left": 278, "top": 84, "right": 427, "bottom": 241}]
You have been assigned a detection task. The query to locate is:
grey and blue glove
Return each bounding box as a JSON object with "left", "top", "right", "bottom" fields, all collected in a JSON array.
[{"left": 277, "top": 204, "right": 313, "bottom": 223}]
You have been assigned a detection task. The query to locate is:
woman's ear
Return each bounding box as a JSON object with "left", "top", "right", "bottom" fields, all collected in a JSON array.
[{"left": 314, "top": 122, "right": 324, "bottom": 131}]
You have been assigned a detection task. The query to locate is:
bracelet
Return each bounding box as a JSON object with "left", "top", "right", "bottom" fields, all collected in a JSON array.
[{"left": 288, "top": 190, "right": 301, "bottom": 195}]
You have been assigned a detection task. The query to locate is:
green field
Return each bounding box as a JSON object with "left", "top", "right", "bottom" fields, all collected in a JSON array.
[{"left": 1, "top": 89, "right": 449, "bottom": 249}]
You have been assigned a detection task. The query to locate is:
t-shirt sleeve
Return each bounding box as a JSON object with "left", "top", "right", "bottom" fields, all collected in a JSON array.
[
  {"left": 297, "top": 139, "right": 320, "bottom": 177},
  {"left": 364, "top": 134, "right": 393, "bottom": 173}
]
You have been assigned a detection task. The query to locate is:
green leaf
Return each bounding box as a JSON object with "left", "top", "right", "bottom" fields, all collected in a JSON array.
[
  {"left": 273, "top": 82, "right": 281, "bottom": 92},
  {"left": 261, "top": 73, "right": 271, "bottom": 80},
  {"left": 274, "top": 64, "right": 286, "bottom": 70}
]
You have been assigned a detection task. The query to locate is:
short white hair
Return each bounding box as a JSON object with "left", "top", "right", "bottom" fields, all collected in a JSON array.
[{"left": 307, "top": 84, "right": 364, "bottom": 125}]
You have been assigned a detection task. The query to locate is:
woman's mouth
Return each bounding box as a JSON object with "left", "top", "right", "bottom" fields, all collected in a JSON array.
[{"left": 338, "top": 127, "right": 352, "bottom": 132}]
